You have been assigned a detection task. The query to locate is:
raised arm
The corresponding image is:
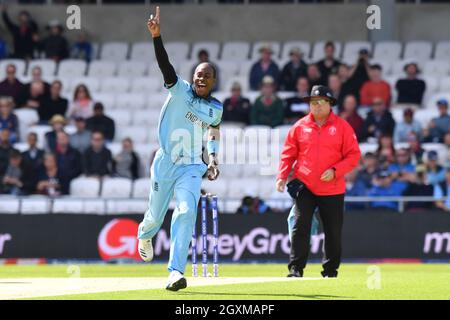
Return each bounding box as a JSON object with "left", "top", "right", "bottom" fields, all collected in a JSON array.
[{"left": 147, "top": 6, "right": 177, "bottom": 87}]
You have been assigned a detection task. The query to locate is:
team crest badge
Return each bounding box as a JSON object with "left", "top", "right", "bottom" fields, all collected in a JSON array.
[{"left": 328, "top": 126, "right": 337, "bottom": 136}]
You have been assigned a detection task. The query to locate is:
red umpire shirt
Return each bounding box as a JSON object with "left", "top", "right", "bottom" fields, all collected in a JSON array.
[{"left": 278, "top": 111, "right": 361, "bottom": 196}]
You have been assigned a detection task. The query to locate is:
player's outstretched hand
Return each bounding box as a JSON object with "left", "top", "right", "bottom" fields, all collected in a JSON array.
[
  {"left": 207, "top": 155, "right": 220, "bottom": 181},
  {"left": 147, "top": 6, "right": 161, "bottom": 38}
]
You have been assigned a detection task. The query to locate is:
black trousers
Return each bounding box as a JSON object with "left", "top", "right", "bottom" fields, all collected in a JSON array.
[{"left": 289, "top": 186, "right": 345, "bottom": 274}]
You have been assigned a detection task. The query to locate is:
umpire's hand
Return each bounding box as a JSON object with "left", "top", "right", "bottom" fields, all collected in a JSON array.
[{"left": 276, "top": 179, "right": 286, "bottom": 193}]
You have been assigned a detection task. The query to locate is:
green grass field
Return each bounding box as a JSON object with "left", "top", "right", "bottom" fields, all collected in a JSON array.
[{"left": 1, "top": 263, "right": 449, "bottom": 300}]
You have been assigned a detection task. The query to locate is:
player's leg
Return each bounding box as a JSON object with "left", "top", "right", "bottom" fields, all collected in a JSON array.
[
  {"left": 316, "top": 194, "right": 345, "bottom": 277},
  {"left": 165, "top": 164, "right": 205, "bottom": 291},
  {"left": 289, "top": 187, "right": 317, "bottom": 277},
  {"left": 137, "top": 151, "right": 176, "bottom": 261}
]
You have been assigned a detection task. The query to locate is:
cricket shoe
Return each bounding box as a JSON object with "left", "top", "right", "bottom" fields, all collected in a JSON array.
[
  {"left": 287, "top": 266, "right": 303, "bottom": 278},
  {"left": 138, "top": 238, "right": 153, "bottom": 262},
  {"left": 166, "top": 270, "right": 187, "bottom": 291}
]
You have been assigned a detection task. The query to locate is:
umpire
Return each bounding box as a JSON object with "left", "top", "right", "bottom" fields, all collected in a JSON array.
[{"left": 276, "top": 85, "right": 361, "bottom": 278}]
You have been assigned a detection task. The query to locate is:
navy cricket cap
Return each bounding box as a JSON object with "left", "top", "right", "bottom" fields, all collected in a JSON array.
[{"left": 427, "top": 150, "right": 438, "bottom": 161}]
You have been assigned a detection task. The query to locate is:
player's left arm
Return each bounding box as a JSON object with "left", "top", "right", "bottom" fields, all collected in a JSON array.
[{"left": 206, "top": 124, "right": 220, "bottom": 181}]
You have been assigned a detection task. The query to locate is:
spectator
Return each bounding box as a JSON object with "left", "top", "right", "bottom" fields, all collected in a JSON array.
[
  {"left": 444, "top": 132, "right": 450, "bottom": 165},
  {"left": 55, "top": 131, "right": 82, "bottom": 184},
  {"left": 1, "top": 149, "right": 33, "bottom": 195},
  {"left": 0, "top": 64, "right": 25, "bottom": 106},
  {"left": 403, "top": 164, "right": 434, "bottom": 211},
  {"left": 339, "top": 51, "right": 371, "bottom": 103},
  {"left": 222, "top": 82, "right": 251, "bottom": 126},
  {"left": 368, "top": 170, "right": 407, "bottom": 211},
  {"left": 433, "top": 165, "right": 450, "bottom": 212},
  {"left": 376, "top": 134, "right": 396, "bottom": 170},
  {"left": 82, "top": 131, "right": 113, "bottom": 177},
  {"left": 316, "top": 41, "right": 341, "bottom": 85},
  {"left": 406, "top": 132, "right": 425, "bottom": 165},
  {"left": 395, "top": 62, "right": 426, "bottom": 107},
  {"left": 426, "top": 151, "right": 445, "bottom": 186},
  {"left": 388, "top": 148, "right": 416, "bottom": 183},
  {"left": 284, "top": 77, "right": 310, "bottom": 124},
  {"left": 339, "top": 95, "right": 364, "bottom": 140},
  {"left": 45, "top": 115, "right": 67, "bottom": 152},
  {"left": 237, "top": 196, "right": 271, "bottom": 215},
  {"left": 39, "top": 80, "right": 68, "bottom": 124},
  {"left": 250, "top": 76, "right": 284, "bottom": 128},
  {"left": 39, "top": 20, "right": 69, "bottom": 62},
  {"left": 359, "top": 64, "right": 391, "bottom": 107},
  {"left": 393, "top": 108, "right": 422, "bottom": 143},
  {"left": 66, "top": 84, "right": 95, "bottom": 121},
  {"left": 71, "top": 32, "right": 92, "bottom": 62},
  {"left": 306, "top": 64, "right": 323, "bottom": 87},
  {"left": 70, "top": 117, "right": 91, "bottom": 153},
  {"left": 361, "top": 97, "right": 395, "bottom": 142},
  {"left": 113, "top": 138, "right": 141, "bottom": 180},
  {"left": 21, "top": 132, "right": 44, "bottom": 191},
  {"left": 423, "top": 99, "right": 450, "bottom": 143},
  {"left": 355, "top": 152, "right": 379, "bottom": 190},
  {"left": 249, "top": 44, "right": 280, "bottom": 91},
  {"left": 191, "top": 49, "right": 219, "bottom": 92},
  {"left": 1, "top": 5, "right": 38, "bottom": 59},
  {"left": 0, "top": 129, "right": 13, "bottom": 177},
  {"left": 279, "top": 47, "right": 307, "bottom": 92},
  {"left": 345, "top": 169, "right": 368, "bottom": 210},
  {"left": 36, "top": 152, "right": 68, "bottom": 196},
  {"left": 22, "top": 66, "right": 51, "bottom": 103},
  {"left": 86, "top": 102, "right": 115, "bottom": 142},
  {"left": 328, "top": 73, "right": 344, "bottom": 110},
  {"left": 0, "top": 96, "right": 19, "bottom": 143},
  {"left": 21, "top": 81, "right": 46, "bottom": 112}
]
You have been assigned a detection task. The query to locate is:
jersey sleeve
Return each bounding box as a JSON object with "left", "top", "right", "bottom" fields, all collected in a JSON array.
[
  {"left": 211, "top": 105, "right": 223, "bottom": 127},
  {"left": 164, "top": 76, "right": 191, "bottom": 97}
]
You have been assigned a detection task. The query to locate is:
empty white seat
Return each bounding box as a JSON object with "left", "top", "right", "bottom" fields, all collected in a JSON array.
[
  {"left": 70, "top": 77, "right": 101, "bottom": 93},
  {"left": 106, "top": 199, "right": 147, "bottom": 214},
  {"left": 191, "top": 41, "right": 220, "bottom": 60},
  {"left": 146, "top": 93, "right": 169, "bottom": 109},
  {"left": 130, "top": 77, "right": 162, "bottom": 93},
  {"left": 20, "top": 196, "right": 50, "bottom": 214},
  {"left": 221, "top": 41, "right": 250, "bottom": 61},
  {"left": 27, "top": 59, "right": 56, "bottom": 77},
  {"left": 373, "top": 41, "right": 402, "bottom": 61},
  {"left": 15, "top": 109, "right": 39, "bottom": 141},
  {"left": 117, "top": 61, "right": 148, "bottom": 77},
  {"left": 165, "top": 41, "right": 190, "bottom": 62},
  {"left": 280, "top": 41, "right": 311, "bottom": 60},
  {"left": 101, "top": 178, "right": 132, "bottom": 198},
  {"left": 414, "top": 109, "right": 440, "bottom": 127},
  {"left": 439, "top": 76, "right": 450, "bottom": 92},
  {"left": 52, "top": 198, "right": 84, "bottom": 214},
  {"left": 93, "top": 92, "right": 116, "bottom": 109},
  {"left": 132, "top": 178, "right": 151, "bottom": 198},
  {"left": 177, "top": 60, "right": 196, "bottom": 81},
  {"left": 359, "top": 143, "right": 378, "bottom": 155},
  {"left": 227, "top": 178, "right": 260, "bottom": 198},
  {"left": 0, "top": 196, "right": 20, "bottom": 214},
  {"left": 423, "top": 60, "right": 450, "bottom": 77},
  {"left": 311, "top": 41, "right": 342, "bottom": 62},
  {"left": 107, "top": 110, "right": 132, "bottom": 127},
  {"left": 82, "top": 199, "right": 106, "bottom": 214},
  {"left": 87, "top": 60, "right": 117, "bottom": 78},
  {"left": 115, "top": 93, "right": 146, "bottom": 109},
  {"left": 0, "top": 59, "right": 26, "bottom": 78},
  {"left": 70, "top": 177, "right": 101, "bottom": 198},
  {"left": 216, "top": 61, "right": 240, "bottom": 90},
  {"left": 435, "top": 41, "right": 450, "bottom": 60},
  {"left": 100, "top": 41, "right": 129, "bottom": 62},
  {"left": 258, "top": 177, "right": 276, "bottom": 200},
  {"left": 219, "top": 164, "right": 242, "bottom": 178},
  {"left": 116, "top": 126, "right": 148, "bottom": 144},
  {"left": 224, "top": 75, "right": 249, "bottom": 93},
  {"left": 57, "top": 59, "right": 87, "bottom": 77},
  {"left": 12, "top": 142, "right": 28, "bottom": 152},
  {"left": 100, "top": 77, "right": 130, "bottom": 93},
  {"left": 201, "top": 179, "right": 228, "bottom": 197},
  {"left": 342, "top": 41, "right": 372, "bottom": 65},
  {"left": 420, "top": 76, "right": 439, "bottom": 95},
  {"left": 251, "top": 41, "right": 281, "bottom": 60},
  {"left": 404, "top": 41, "right": 433, "bottom": 60},
  {"left": 132, "top": 109, "right": 160, "bottom": 127},
  {"left": 130, "top": 41, "right": 154, "bottom": 61}
]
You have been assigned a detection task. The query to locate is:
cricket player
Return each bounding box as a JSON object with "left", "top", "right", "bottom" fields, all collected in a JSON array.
[{"left": 137, "top": 6, "right": 222, "bottom": 291}]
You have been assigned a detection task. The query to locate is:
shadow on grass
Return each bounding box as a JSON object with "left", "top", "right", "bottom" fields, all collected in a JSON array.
[{"left": 177, "top": 291, "right": 353, "bottom": 300}]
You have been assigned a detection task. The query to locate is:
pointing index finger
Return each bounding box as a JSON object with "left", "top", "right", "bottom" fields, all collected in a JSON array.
[{"left": 155, "top": 6, "right": 160, "bottom": 21}]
